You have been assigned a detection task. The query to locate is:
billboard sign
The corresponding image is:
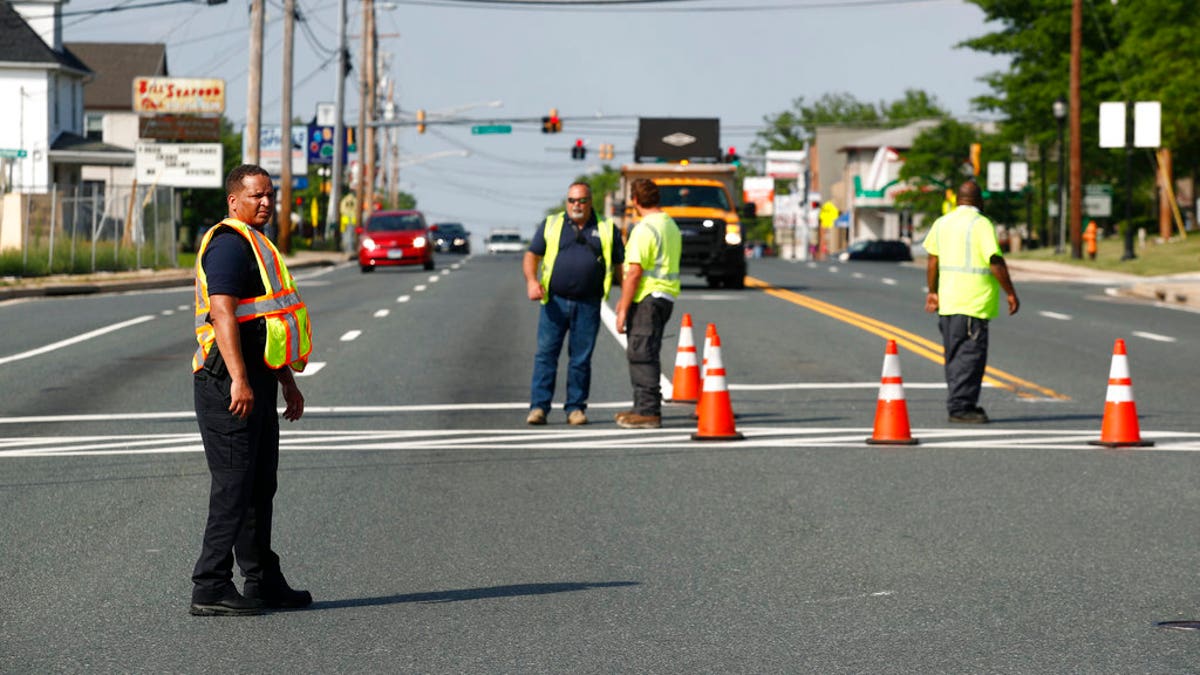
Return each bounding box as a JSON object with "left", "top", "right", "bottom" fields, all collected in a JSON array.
[
  {"left": 133, "top": 77, "right": 225, "bottom": 114},
  {"left": 765, "top": 150, "right": 807, "bottom": 180},
  {"left": 252, "top": 125, "right": 308, "bottom": 176},
  {"left": 139, "top": 114, "right": 221, "bottom": 142},
  {"left": 742, "top": 176, "right": 774, "bottom": 216},
  {"left": 135, "top": 142, "right": 223, "bottom": 188}
]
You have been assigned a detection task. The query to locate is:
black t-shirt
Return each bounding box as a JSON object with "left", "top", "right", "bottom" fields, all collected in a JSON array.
[
  {"left": 527, "top": 213, "right": 624, "bottom": 301},
  {"left": 201, "top": 227, "right": 267, "bottom": 366}
]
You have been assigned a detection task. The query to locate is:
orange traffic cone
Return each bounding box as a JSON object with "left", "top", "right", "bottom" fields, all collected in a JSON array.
[
  {"left": 866, "top": 340, "right": 918, "bottom": 445},
  {"left": 694, "top": 323, "right": 717, "bottom": 419},
  {"left": 666, "top": 314, "right": 702, "bottom": 403},
  {"left": 692, "top": 331, "right": 744, "bottom": 441},
  {"left": 1089, "top": 339, "right": 1154, "bottom": 447}
]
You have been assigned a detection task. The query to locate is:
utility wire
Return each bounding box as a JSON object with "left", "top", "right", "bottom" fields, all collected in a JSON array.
[{"left": 388, "top": 0, "right": 948, "bottom": 12}]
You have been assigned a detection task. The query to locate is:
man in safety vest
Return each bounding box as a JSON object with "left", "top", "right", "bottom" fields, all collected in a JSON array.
[
  {"left": 189, "top": 164, "right": 313, "bottom": 616},
  {"left": 615, "top": 178, "right": 682, "bottom": 429},
  {"left": 923, "top": 180, "right": 1020, "bottom": 424},
  {"left": 523, "top": 181, "right": 624, "bottom": 426}
]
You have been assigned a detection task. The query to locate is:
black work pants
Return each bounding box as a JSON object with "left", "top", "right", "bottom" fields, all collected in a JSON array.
[
  {"left": 625, "top": 296, "right": 674, "bottom": 416},
  {"left": 938, "top": 314, "right": 989, "bottom": 415},
  {"left": 191, "top": 366, "right": 282, "bottom": 602}
]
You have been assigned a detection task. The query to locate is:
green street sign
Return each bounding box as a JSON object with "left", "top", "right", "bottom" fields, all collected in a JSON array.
[
  {"left": 471, "top": 125, "right": 512, "bottom": 135},
  {"left": 0, "top": 148, "right": 28, "bottom": 159}
]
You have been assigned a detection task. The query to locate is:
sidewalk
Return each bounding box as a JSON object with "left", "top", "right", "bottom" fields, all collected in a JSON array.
[
  {"left": 1002, "top": 258, "right": 1200, "bottom": 310},
  {"left": 0, "top": 249, "right": 348, "bottom": 302}
]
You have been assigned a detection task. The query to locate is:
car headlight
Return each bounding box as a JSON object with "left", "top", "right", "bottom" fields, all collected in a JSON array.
[
  {"left": 454, "top": 238, "right": 465, "bottom": 246},
  {"left": 725, "top": 232, "right": 743, "bottom": 246},
  {"left": 413, "top": 236, "right": 426, "bottom": 248},
  {"left": 838, "top": 252, "right": 849, "bottom": 262},
  {"left": 361, "top": 236, "right": 377, "bottom": 251}
]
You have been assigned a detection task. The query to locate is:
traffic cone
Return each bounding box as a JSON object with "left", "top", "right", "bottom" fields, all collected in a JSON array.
[
  {"left": 866, "top": 340, "right": 919, "bottom": 445},
  {"left": 694, "top": 323, "right": 717, "bottom": 419},
  {"left": 692, "top": 331, "right": 744, "bottom": 441},
  {"left": 666, "top": 314, "right": 702, "bottom": 403},
  {"left": 1089, "top": 339, "right": 1154, "bottom": 448}
]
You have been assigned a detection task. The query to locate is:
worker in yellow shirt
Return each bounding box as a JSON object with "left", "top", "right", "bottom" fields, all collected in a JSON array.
[{"left": 923, "top": 181, "right": 1020, "bottom": 424}]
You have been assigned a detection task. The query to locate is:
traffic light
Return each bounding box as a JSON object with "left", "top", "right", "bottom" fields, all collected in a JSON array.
[
  {"left": 416, "top": 109, "right": 426, "bottom": 134},
  {"left": 571, "top": 138, "right": 586, "bottom": 160},
  {"left": 542, "top": 107, "right": 562, "bottom": 134},
  {"left": 598, "top": 143, "right": 614, "bottom": 160},
  {"left": 724, "top": 146, "right": 741, "bottom": 166},
  {"left": 969, "top": 143, "right": 981, "bottom": 176}
]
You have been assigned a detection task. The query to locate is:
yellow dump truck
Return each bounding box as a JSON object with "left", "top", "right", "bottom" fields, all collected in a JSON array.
[{"left": 617, "top": 163, "right": 749, "bottom": 289}]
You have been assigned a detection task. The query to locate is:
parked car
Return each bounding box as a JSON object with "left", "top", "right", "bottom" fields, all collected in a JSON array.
[
  {"left": 430, "top": 222, "right": 471, "bottom": 254},
  {"left": 486, "top": 229, "right": 525, "bottom": 254},
  {"left": 358, "top": 210, "right": 434, "bottom": 272},
  {"left": 838, "top": 239, "right": 914, "bottom": 262}
]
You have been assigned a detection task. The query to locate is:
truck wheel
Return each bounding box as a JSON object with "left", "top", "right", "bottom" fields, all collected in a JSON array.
[
  {"left": 725, "top": 274, "right": 745, "bottom": 290},
  {"left": 706, "top": 276, "right": 722, "bottom": 289}
]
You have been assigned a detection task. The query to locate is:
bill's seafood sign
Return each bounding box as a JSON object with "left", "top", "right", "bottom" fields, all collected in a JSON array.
[{"left": 133, "top": 77, "right": 225, "bottom": 115}]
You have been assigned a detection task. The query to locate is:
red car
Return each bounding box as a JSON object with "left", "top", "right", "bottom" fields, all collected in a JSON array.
[{"left": 358, "top": 210, "right": 435, "bottom": 272}]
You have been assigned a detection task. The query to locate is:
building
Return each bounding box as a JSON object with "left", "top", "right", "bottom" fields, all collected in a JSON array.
[{"left": 837, "top": 119, "right": 941, "bottom": 243}]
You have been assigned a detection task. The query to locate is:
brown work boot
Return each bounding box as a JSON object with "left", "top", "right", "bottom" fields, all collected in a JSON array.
[
  {"left": 567, "top": 410, "right": 588, "bottom": 425},
  {"left": 616, "top": 413, "right": 661, "bottom": 429},
  {"left": 613, "top": 410, "right": 635, "bottom": 424},
  {"left": 526, "top": 408, "right": 547, "bottom": 425}
]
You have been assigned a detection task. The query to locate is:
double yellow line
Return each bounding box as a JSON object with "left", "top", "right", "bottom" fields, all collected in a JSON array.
[{"left": 745, "top": 276, "right": 1069, "bottom": 400}]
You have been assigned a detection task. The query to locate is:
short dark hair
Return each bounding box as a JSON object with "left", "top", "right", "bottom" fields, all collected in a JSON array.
[
  {"left": 957, "top": 180, "right": 983, "bottom": 208},
  {"left": 568, "top": 181, "right": 591, "bottom": 194},
  {"left": 630, "top": 178, "right": 659, "bottom": 208},
  {"left": 225, "top": 164, "right": 271, "bottom": 196}
]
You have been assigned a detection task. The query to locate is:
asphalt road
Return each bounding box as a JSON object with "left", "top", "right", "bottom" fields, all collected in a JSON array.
[{"left": 2, "top": 253, "right": 1200, "bottom": 672}]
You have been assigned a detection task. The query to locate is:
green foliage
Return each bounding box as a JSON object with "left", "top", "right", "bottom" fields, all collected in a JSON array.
[
  {"left": 0, "top": 240, "right": 172, "bottom": 277},
  {"left": 545, "top": 165, "right": 621, "bottom": 216},
  {"left": 755, "top": 89, "right": 948, "bottom": 152},
  {"left": 897, "top": 119, "right": 1000, "bottom": 222}
]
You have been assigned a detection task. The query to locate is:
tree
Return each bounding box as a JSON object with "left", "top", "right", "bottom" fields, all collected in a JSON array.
[
  {"left": 896, "top": 119, "right": 998, "bottom": 223},
  {"left": 545, "top": 165, "right": 621, "bottom": 216},
  {"left": 755, "top": 89, "right": 948, "bottom": 152}
]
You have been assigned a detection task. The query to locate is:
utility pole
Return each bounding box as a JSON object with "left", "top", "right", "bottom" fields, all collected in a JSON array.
[
  {"left": 355, "top": 0, "right": 370, "bottom": 234},
  {"left": 364, "top": 0, "right": 378, "bottom": 222},
  {"left": 325, "top": 0, "right": 347, "bottom": 243},
  {"left": 245, "top": 0, "right": 264, "bottom": 165},
  {"left": 279, "top": 0, "right": 295, "bottom": 253},
  {"left": 387, "top": 75, "right": 399, "bottom": 208},
  {"left": 1068, "top": 0, "right": 1083, "bottom": 259}
]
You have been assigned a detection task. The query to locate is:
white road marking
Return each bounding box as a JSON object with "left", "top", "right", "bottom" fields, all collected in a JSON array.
[
  {"left": 295, "top": 361, "right": 325, "bottom": 377},
  {"left": 340, "top": 330, "right": 362, "bottom": 342},
  {"left": 177, "top": 305, "right": 189, "bottom": 311},
  {"left": 3, "top": 426, "right": 1200, "bottom": 457},
  {"left": 829, "top": 267, "right": 840, "bottom": 273},
  {"left": 428, "top": 275, "right": 439, "bottom": 283},
  {"left": 0, "top": 315, "right": 156, "bottom": 367},
  {"left": 693, "top": 294, "right": 740, "bottom": 301},
  {"left": 806, "top": 263, "right": 818, "bottom": 269},
  {"left": 881, "top": 278, "right": 897, "bottom": 286},
  {"left": 374, "top": 309, "right": 390, "bottom": 318},
  {"left": 440, "top": 269, "right": 450, "bottom": 275},
  {"left": 852, "top": 272, "right": 864, "bottom": 279},
  {"left": 1133, "top": 330, "right": 1176, "bottom": 343},
  {"left": 1039, "top": 311, "right": 1073, "bottom": 320},
  {"left": 414, "top": 285, "right": 427, "bottom": 292},
  {"left": 397, "top": 295, "right": 411, "bottom": 303},
  {"left": 161, "top": 309, "right": 174, "bottom": 316}
]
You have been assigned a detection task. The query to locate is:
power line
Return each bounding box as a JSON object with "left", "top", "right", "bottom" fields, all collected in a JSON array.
[{"left": 388, "top": 0, "right": 948, "bottom": 11}]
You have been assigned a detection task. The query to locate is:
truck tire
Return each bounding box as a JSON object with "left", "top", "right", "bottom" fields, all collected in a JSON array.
[
  {"left": 706, "top": 276, "right": 722, "bottom": 289},
  {"left": 724, "top": 274, "right": 745, "bottom": 289}
]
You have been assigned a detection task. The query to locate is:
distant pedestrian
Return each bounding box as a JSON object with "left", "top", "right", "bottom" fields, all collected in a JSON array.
[
  {"left": 523, "top": 182, "right": 624, "bottom": 425},
  {"left": 923, "top": 180, "right": 1019, "bottom": 424},
  {"left": 615, "top": 178, "right": 682, "bottom": 429},
  {"left": 190, "top": 164, "right": 314, "bottom": 616}
]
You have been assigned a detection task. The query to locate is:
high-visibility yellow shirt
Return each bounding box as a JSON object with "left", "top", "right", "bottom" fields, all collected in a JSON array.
[
  {"left": 627, "top": 212, "right": 682, "bottom": 303},
  {"left": 922, "top": 206, "right": 1002, "bottom": 319}
]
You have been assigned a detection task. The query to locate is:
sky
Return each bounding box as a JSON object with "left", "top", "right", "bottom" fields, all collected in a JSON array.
[{"left": 60, "top": 0, "right": 1009, "bottom": 236}]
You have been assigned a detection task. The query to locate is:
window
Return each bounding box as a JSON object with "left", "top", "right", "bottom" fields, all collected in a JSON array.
[
  {"left": 85, "top": 113, "right": 103, "bottom": 141},
  {"left": 366, "top": 213, "right": 426, "bottom": 232}
]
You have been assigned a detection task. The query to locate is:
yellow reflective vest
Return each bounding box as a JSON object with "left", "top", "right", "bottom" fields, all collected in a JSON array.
[
  {"left": 538, "top": 213, "right": 616, "bottom": 304},
  {"left": 193, "top": 219, "right": 313, "bottom": 373},
  {"left": 922, "top": 206, "right": 1002, "bottom": 319},
  {"left": 627, "top": 212, "right": 682, "bottom": 303}
]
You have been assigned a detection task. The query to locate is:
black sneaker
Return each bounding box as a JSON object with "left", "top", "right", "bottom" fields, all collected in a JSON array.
[
  {"left": 189, "top": 590, "right": 265, "bottom": 616},
  {"left": 244, "top": 582, "right": 313, "bottom": 609},
  {"left": 949, "top": 408, "right": 990, "bottom": 424}
]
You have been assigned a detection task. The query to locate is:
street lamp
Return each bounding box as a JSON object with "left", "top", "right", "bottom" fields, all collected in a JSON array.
[{"left": 1053, "top": 97, "right": 1068, "bottom": 254}]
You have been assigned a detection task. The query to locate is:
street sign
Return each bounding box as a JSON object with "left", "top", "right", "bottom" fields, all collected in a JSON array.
[
  {"left": 1084, "top": 183, "right": 1113, "bottom": 218},
  {"left": 139, "top": 115, "right": 220, "bottom": 142},
  {"left": 1009, "top": 161, "right": 1029, "bottom": 191},
  {"left": 0, "top": 148, "right": 27, "bottom": 159},
  {"left": 252, "top": 125, "right": 308, "bottom": 176},
  {"left": 316, "top": 102, "right": 336, "bottom": 127},
  {"left": 135, "top": 142, "right": 223, "bottom": 188},
  {"left": 986, "top": 161, "right": 1006, "bottom": 192},
  {"left": 133, "top": 77, "right": 225, "bottom": 114},
  {"left": 471, "top": 125, "right": 512, "bottom": 135},
  {"left": 307, "top": 124, "right": 351, "bottom": 165}
]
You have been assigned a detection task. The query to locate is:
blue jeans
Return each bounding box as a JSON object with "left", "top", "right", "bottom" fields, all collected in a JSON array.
[{"left": 530, "top": 294, "right": 602, "bottom": 413}]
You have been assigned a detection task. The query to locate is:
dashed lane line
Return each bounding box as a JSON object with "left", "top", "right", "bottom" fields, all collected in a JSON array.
[
  {"left": 339, "top": 330, "right": 362, "bottom": 342},
  {"left": 1039, "top": 311, "right": 1073, "bottom": 320},
  {"left": 374, "top": 309, "right": 390, "bottom": 318},
  {"left": 1133, "top": 331, "right": 1177, "bottom": 343}
]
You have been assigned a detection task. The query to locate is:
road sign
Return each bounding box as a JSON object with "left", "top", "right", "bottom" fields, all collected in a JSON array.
[
  {"left": 133, "top": 77, "right": 225, "bottom": 114},
  {"left": 135, "top": 142, "right": 223, "bottom": 188},
  {"left": 0, "top": 148, "right": 27, "bottom": 159},
  {"left": 252, "top": 125, "right": 307, "bottom": 176},
  {"left": 139, "top": 115, "right": 220, "bottom": 142},
  {"left": 471, "top": 125, "right": 512, "bottom": 135}
]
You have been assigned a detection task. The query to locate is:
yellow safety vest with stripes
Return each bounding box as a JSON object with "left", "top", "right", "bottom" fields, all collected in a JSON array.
[
  {"left": 628, "top": 212, "right": 682, "bottom": 303},
  {"left": 192, "top": 219, "right": 313, "bottom": 373},
  {"left": 538, "top": 213, "right": 616, "bottom": 304},
  {"left": 922, "top": 205, "right": 1001, "bottom": 319}
]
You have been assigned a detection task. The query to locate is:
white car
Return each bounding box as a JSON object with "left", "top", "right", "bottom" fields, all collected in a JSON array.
[{"left": 486, "top": 230, "right": 525, "bottom": 254}]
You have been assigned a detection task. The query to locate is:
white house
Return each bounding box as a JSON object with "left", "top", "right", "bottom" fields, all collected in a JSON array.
[{"left": 838, "top": 119, "right": 941, "bottom": 243}]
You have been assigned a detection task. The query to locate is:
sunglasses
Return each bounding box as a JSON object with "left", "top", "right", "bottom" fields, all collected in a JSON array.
[{"left": 566, "top": 197, "right": 591, "bottom": 204}]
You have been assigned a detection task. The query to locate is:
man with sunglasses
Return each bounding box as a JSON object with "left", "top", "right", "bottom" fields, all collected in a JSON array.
[{"left": 523, "top": 182, "right": 623, "bottom": 425}]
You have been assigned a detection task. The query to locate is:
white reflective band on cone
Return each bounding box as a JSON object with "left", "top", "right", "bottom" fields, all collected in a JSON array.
[
  {"left": 1105, "top": 384, "right": 1135, "bottom": 403},
  {"left": 878, "top": 384, "right": 906, "bottom": 401},
  {"left": 1108, "top": 356, "right": 1130, "bottom": 379},
  {"left": 703, "top": 373, "right": 728, "bottom": 391},
  {"left": 881, "top": 355, "right": 902, "bottom": 378}
]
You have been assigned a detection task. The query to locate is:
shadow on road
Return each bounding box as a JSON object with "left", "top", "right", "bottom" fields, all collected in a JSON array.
[{"left": 308, "top": 581, "right": 640, "bottom": 610}]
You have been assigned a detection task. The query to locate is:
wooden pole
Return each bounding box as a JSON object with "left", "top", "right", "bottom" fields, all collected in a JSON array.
[
  {"left": 245, "top": 0, "right": 264, "bottom": 165},
  {"left": 279, "top": 0, "right": 295, "bottom": 253}
]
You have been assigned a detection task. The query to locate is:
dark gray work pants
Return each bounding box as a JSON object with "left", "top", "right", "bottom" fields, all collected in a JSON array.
[
  {"left": 625, "top": 297, "right": 674, "bottom": 416},
  {"left": 938, "top": 314, "right": 989, "bottom": 415}
]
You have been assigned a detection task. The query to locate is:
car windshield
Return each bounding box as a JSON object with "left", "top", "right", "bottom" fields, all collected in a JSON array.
[
  {"left": 658, "top": 185, "right": 730, "bottom": 210},
  {"left": 435, "top": 224, "right": 465, "bottom": 235},
  {"left": 491, "top": 233, "right": 520, "bottom": 242},
  {"left": 367, "top": 214, "right": 424, "bottom": 232},
  {"left": 848, "top": 240, "right": 870, "bottom": 253}
]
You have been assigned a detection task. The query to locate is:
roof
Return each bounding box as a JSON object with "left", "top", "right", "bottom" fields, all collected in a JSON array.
[
  {"left": 49, "top": 131, "right": 134, "bottom": 166},
  {"left": 64, "top": 42, "right": 168, "bottom": 111},
  {"left": 0, "top": 1, "right": 91, "bottom": 75},
  {"left": 837, "top": 119, "right": 943, "bottom": 153}
]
